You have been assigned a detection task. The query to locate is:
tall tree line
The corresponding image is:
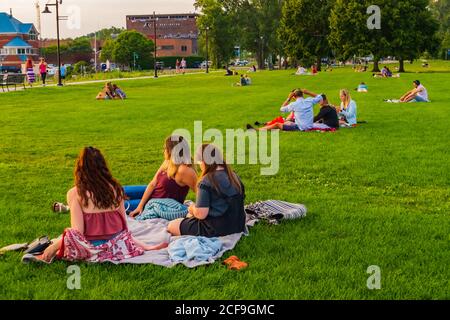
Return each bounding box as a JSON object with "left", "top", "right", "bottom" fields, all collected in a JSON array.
[{"left": 194, "top": 0, "right": 444, "bottom": 71}]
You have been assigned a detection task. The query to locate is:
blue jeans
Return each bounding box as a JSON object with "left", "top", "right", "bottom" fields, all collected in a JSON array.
[
  {"left": 124, "top": 185, "right": 146, "bottom": 213},
  {"left": 412, "top": 96, "right": 429, "bottom": 103}
]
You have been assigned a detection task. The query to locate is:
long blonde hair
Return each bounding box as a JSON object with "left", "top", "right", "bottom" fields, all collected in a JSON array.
[
  {"left": 340, "top": 89, "right": 351, "bottom": 109},
  {"left": 195, "top": 144, "right": 242, "bottom": 195},
  {"left": 161, "top": 135, "right": 193, "bottom": 179}
]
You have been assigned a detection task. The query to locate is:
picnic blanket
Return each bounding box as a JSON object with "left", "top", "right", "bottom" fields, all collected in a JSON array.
[
  {"left": 135, "top": 198, "right": 188, "bottom": 221},
  {"left": 117, "top": 217, "right": 246, "bottom": 268},
  {"left": 168, "top": 236, "right": 222, "bottom": 263}
]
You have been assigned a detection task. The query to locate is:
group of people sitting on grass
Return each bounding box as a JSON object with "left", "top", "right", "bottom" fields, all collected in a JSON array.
[
  {"left": 373, "top": 66, "right": 400, "bottom": 78},
  {"left": 295, "top": 64, "right": 318, "bottom": 76},
  {"left": 247, "top": 88, "right": 357, "bottom": 132},
  {"left": 35, "top": 137, "right": 246, "bottom": 263},
  {"left": 96, "top": 82, "right": 127, "bottom": 100},
  {"left": 234, "top": 74, "right": 252, "bottom": 86}
]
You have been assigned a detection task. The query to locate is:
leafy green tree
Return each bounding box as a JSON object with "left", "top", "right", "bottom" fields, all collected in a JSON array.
[
  {"left": 235, "top": 0, "right": 283, "bottom": 69},
  {"left": 330, "top": 0, "right": 439, "bottom": 72},
  {"left": 388, "top": 0, "right": 439, "bottom": 72},
  {"left": 195, "top": 0, "right": 237, "bottom": 68},
  {"left": 330, "top": 0, "right": 391, "bottom": 72},
  {"left": 429, "top": 0, "right": 450, "bottom": 59},
  {"left": 100, "top": 39, "right": 115, "bottom": 62},
  {"left": 67, "top": 38, "right": 92, "bottom": 54},
  {"left": 111, "top": 30, "right": 154, "bottom": 69},
  {"left": 280, "top": 0, "right": 334, "bottom": 70}
]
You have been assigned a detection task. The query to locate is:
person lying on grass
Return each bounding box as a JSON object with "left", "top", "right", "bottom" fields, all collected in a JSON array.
[
  {"left": 38, "top": 147, "right": 167, "bottom": 263},
  {"left": 247, "top": 88, "right": 324, "bottom": 132},
  {"left": 167, "top": 144, "right": 246, "bottom": 238},
  {"left": 398, "top": 80, "right": 430, "bottom": 103},
  {"left": 337, "top": 89, "right": 358, "bottom": 127},
  {"left": 128, "top": 136, "right": 197, "bottom": 218}
]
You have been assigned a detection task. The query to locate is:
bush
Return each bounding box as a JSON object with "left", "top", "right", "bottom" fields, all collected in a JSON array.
[
  {"left": 149, "top": 56, "right": 205, "bottom": 69},
  {"left": 73, "top": 61, "right": 93, "bottom": 75}
]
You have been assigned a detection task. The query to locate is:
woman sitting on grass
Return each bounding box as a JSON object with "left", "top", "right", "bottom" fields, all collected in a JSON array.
[
  {"left": 128, "top": 136, "right": 197, "bottom": 218},
  {"left": 337, "top": 89, "right": 358, "bottom": 127},
  {"left": 113, "top": 84, "right": 127, "bottom": 99},
  {"left": 167, "top": 144, "right": 246, "bottom": 237},
  {"left": 33, "top": 147, "right": 166, "bottom": 263},
  {"left": 96, "top": 82, "right": 115, "bottom": 100}
]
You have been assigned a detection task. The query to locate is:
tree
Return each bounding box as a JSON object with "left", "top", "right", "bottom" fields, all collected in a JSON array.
[
  {"left": 330, "top": 0, "right": 391, "bottom": 72},
  {"left": 429, "top": 0, "right": 450, "bottom": 59},
  {"left": 280, "top": 0, "right": 334, "bottom": 70},
  {"left": 195, "top": 0, "right": 237, "bottom": 69},
  {"left": 330, "top": 0, "right": 440, "bottom": 72},
  {"left": 100, "top": 39, "right": 115, "bottom": 62},
  {"left": 388, "top": 0, "right": 439, "bottom": 72},
  {"left": 235, "top": 0, "right": 283, "bottom": 70},
  {"left": 112, "top": 30, "right": 154, "bottom": 69}
]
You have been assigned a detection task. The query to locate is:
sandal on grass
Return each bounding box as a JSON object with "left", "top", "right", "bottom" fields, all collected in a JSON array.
[
  {"left": 52, "top": 202, "right": 69, "bottom": 213},
  {"left": 21, "top": 253, "right": 54, "bottom": 264}
]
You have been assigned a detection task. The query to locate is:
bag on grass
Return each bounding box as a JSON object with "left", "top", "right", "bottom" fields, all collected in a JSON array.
[{"left": 245, "top": 200, "right": 307, "bottom": 225}]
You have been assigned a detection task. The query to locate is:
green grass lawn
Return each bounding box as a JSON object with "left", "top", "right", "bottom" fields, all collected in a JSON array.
[{"left": 0, "top": 60, "right": 449, "bottom": 300}]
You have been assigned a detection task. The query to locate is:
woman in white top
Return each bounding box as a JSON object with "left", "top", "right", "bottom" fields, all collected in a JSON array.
[{"left": 400, "top": 80, "right": 429, "bottom": 103}]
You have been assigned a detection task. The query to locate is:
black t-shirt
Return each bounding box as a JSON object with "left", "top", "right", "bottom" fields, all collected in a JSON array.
[{"left": 314, "top": 105, "right": 339, "bottom": 128}]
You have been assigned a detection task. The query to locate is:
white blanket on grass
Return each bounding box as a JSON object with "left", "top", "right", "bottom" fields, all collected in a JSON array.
[{"left": 115, "top": 217, "right": 247, "bottom": 268}]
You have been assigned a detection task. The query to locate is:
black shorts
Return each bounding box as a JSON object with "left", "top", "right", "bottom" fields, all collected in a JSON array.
[{"left": 180, "top": 214, "right": 245, "bottom": 238}]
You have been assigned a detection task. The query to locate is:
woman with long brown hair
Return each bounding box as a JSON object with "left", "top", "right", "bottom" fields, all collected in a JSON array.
[
  {"left": 167, "top": 144, "right": 246, "bottom": 237},
  {"left": 38, "top": 147, "right": 166, "bottom": 263},
  {"left": 25, "top": 57, "right": 35, "bottom": 87},
  {"left": 128, "top": 135, "right": 197, "bottom": 218}
]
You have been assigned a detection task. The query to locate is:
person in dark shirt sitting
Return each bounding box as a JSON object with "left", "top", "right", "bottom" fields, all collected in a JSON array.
[{"left": 313, "top": 94, "right": 339, "bottom": 130}]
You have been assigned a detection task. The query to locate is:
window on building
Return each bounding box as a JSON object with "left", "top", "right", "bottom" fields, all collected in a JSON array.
[
  {"left": 18, "top": 48, "right": 26, "bottom": 54},
  {"left": 181, "top": 46, "right": 188, "bottom": 52},
  {"left": 29, "top": 30, "right": 37, "bottom": 40},
  {"left": 161, "top": 45, "right": 174, "bottom": 50}
]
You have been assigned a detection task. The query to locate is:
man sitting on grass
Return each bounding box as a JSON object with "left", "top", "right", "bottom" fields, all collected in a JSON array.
[
  {"left": 385, "top": 80, "right": 430, "bottom": 103},
  {"left": 399, "top": 80, "right": 429, "bottom": 103},
  {"left": 313, "top": 95, "right": 339, "bottom": 130},
  {"left": 247, "top": 89, "right": 323, "bottom": 131}
]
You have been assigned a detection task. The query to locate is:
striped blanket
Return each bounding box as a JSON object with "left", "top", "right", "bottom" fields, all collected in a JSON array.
[
  {"left": 245, "top": 200, "right": 307, "bottom": 225},
  {"left": 26, "top": 68, "right": 35, "bottom": 83},
  {"left": 135, "top": 198, "right": 188, "bottom": 221},
  {"left": 57, "top": 228, "right": 144, "bottom": 263}
]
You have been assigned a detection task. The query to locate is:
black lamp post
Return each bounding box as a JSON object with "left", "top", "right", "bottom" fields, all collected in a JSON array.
[
  {"left": 145, "top": 13, "right": 158, "bottom": 78},
  {"left": 42, "top": 0, "right": 66, "bottom": 87},
  {"left": 153, "top": 12, "right": 158, "bottom": 78},
  {"left": 205, "top": 27, "right": 209, "bottom": 74}
]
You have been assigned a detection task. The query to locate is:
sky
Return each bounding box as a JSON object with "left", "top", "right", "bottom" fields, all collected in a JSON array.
[{"left": 0, "top": 0, "right": 197, "bottom": 39}]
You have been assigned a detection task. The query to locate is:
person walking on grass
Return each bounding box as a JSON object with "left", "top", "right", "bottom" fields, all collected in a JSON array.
[
  {"left": 25, "top": 57, "right": 35, "bottom": 87},
  {"left": 39, "top": 58, "right": 48, "bottom": 86},
  {"left": 167, "top": 144, "right": 246, "bottom": 237}
]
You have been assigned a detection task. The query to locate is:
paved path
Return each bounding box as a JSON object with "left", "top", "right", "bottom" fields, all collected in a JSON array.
[{"left": 0, "top": 70, "right": 222, "bottom": 94}]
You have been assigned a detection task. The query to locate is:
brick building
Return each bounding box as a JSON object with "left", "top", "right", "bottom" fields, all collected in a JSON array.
[
  {"left": 126, "top": 13, "right": 198, "bottom": 57},
  {"left": 0, "top": 12, "right": 40, "bottom": 70}
]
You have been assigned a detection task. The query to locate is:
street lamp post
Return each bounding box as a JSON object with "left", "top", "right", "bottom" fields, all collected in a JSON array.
[
  {"left": 145, "top": 13, "right": 158, "bottom": 78},
  {"left": 260, "top": 36, "right": 264, "bottom": 70},
  {"left": 42, "top": 0, "right": 67, "bottom": 87},
  {"left": 153, "top": 12, "right": 158, "bottom": 78},
  {"left": 205, "top": 27, "right": 209, "bottom": 74}
]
